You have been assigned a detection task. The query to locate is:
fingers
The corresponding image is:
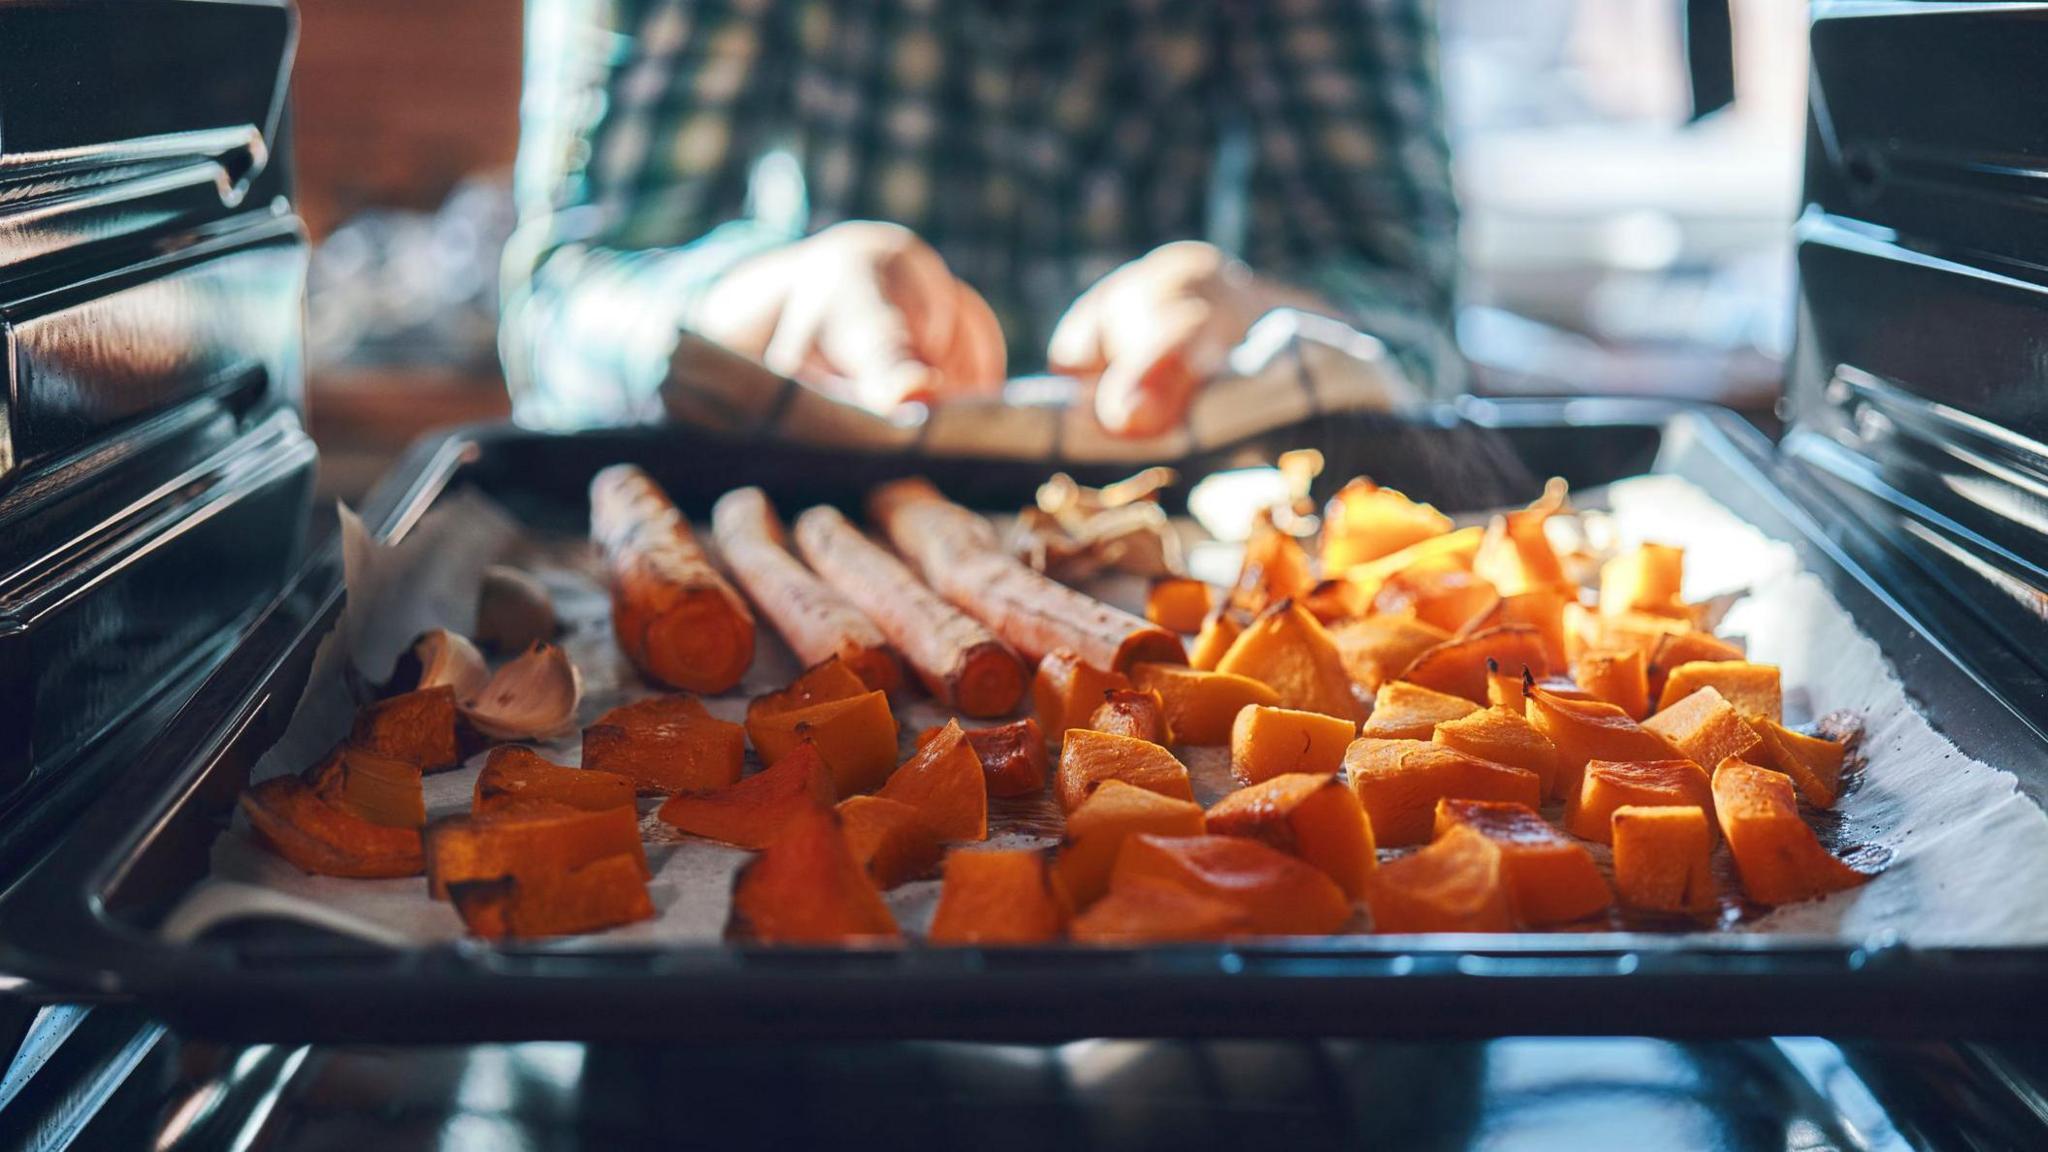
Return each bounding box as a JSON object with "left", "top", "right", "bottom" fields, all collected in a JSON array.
[
  {"left": 1046, "top": 275, "right": 1113, "bottom": 378},
  {"left": 1092, "top": 298, "right": 1226, "bottom": 439},
  {"left": 932, "top": 281, "right": 1007, "bottom": 397}
]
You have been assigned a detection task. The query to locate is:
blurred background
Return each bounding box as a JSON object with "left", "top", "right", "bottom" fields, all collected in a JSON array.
[{"left": 299, "top": 0, "right": 1807, "bottom": 502}]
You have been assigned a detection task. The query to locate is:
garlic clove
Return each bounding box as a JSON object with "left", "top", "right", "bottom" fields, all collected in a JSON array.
[
  {"left": 475, "top": 565, "right": 558, "bottom": 653},
  {"left": 460, "top": 641, "right": 583, "bottom": 741},
  {"left": 389, "top": 628, "right": 490, "bottom": 699}
]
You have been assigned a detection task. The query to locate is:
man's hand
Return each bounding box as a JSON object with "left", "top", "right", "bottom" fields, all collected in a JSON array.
[
  {"left": 696, "top": 221, "right": 1006, "bottom": 418},
  {"left": 1049, "top": 241, "right": 1329, "bottom": 438}
]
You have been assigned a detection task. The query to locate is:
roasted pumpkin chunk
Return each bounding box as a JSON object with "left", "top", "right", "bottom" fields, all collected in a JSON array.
[
  {"left": 1712, "top": 758, "right": 1871, "bottom": 906},
  {"left": 1484, "top": 659, "right": 1529, "bottom": 712},
  {"left": 1359, "top": 680, "right": 1479, "bottom": 742},
  {"left": 1207, "top": 773, "right": 1376, "bottom": 898},
  {"left": 476, "top": 745, "right": 635, "bottom": 814},
  {"left": 1647, "top": 632, "right": 1745, "bottom": 703},
  {"left": 746, "top": 689, "right": 898, "bottom": 796},
  {"left": 1431, "top": 707, "right": 1561, "bottom": 799},
  {"left": 1434, "top": 799, "right": 1609, "bottom": 926},
  {"left": 1146, "top": 578, "right": 1214, "bottom": 634},
  {"left": 241, "top": 775, "right": 425, "bottom": 879},
  {"left": 1129, "top": 663, "right": 1280, "bottom": 745},
  {"left": 1087, "top": 688, "right": 1172, "bottom": 745},
  {"left": 1069, "top": 877, "right": 1249, "bottom": 943},
  {"left": 1214, "top": 601, "right": 1359, "bottom": 720},
  {"left": 1574, "top": 647, "right": 1650, "bottom": 720},
  {"left": 1398, "top": 626, "right": 1550, "bottom": 704},
  {"left": 1471, "top": 484, "right": 1570, "bottom": 597},
  {"left": 1188, "top": 612, "right": 1242, "bottom": 671},
  {"left": 928, "top": 849, "right": 1072, "bottom": 944},
  {"left": 1599, "top": 543, "right": 1686, "bottom": 619},
  {"left": 1565, "top": 758, "right": 1714, "bottom": 843},
  {"left": 1231, "top": 510, "right": 1317, "bottom": 616},
  {"left": 1056, "top": 728, "right": 1194, "bottom": 812},
  {"left": 1055, "top": 780, "right": 1206, "bottom": 907},
  {"left": 1372, "top": 567, "right": 1500, "bottom": 635},
  {"left": 835, "top": 795, "right": 943, "bottom": 888},
  {"left": 426, "top": 800, "right": 647, "bottom": 899},
  {"left": 350, "top": 685, "right": 461, "bottom": 772},
  {"left": 1366, "top": 824, "right": 1512, "bottom": 933},
  {"left": 583, "top": 693, "right": 745, "bottom": 794},
  {"left": 728, "top": 805, "right": 899, "bottom": 943},
  {"left": 1644, "top": 685, "right": 1762, "bottom": 772},
  {"left": 1032, "top": 649, "right": 1132, "bottom": 739},
  {"left": 1660, "top": 661, "right": 1783, "bottom": 723},
  {"left": 448, "top": 853, "right": 654, "bottom": 939},
  {"left": 656, "top": 742, "right": 836, "bottom": 848},
  {"left": 1523, "top": 683, "right": 1681, "bottom": 802},
  {"left": 746, "top": 657, "right": 868, "bottom": 720},
  {"left": 1330, "top": 614, "right": 1452, "bottom": 694},
  {"left": 1321, "top": 478, "right": 1453, "bottom": 571},
  {"left": 876, "top": 720, "right": 987, "bottom": 841},
  {"left": 1462, "top": 589, "right": 1570, "bottom": 670},
  {"left": 918, "top": 718, "right": 1048, "bottom": 798},
  {"left": 1748, "top": 718, "right": 1848, "bottom": 809},
  {"left": 1230, "top": 704, "right": 1357, "bottom": 786},
  {"left": 1109, "top": 834, "right": 1351, "bottom": 936},
  {"left": 1343, "top": 739, "right": 1541, "bottom": 847},
  {"left": 310, "top": 745, "right": 426, "bottom": 829},
  {"left": 1610, "top": 804, "right": 1716, "bottom": 915}
]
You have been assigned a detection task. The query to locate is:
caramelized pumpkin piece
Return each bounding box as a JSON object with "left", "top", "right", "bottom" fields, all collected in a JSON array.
[
  {"left": 1660, "top": 661, "right": 1782, "bottom": 723},
  {"left": 1431, "top": 706, "right": 1560, "bottom": 798},
  {"left": 1434, "top": 798, "right": 1609, "bottom": 925},
  {"left": 351, "top": 685, "right": 460, "bottom": 772},
  {"left": 1207, "top": 773, "right": 1376, "bottom": 898},
  {"left": 1337, "top": 526, "right": 1483, "bottom": 608},
  {"left": 1647, "top": 632, "right": 1745, "bottom": 704},
  {"left": 748, "top": 690, "right": 898, "bottom": 796},
  {"left": 1188, "top": 612, "right": 1242, "bottom": 671},
  {"left": 918, "top": 718, "right": 1048, "bottom": 798},
  {"left": 1372, "top": 567, "right": 1500, "bottom": 635},
  {"left": 1110, "top": 834, "right": 1350, "bottom": 936},
  {"left": 1711, "top": 758, "right": 1870, "bottom": 905},
  {"left": 1599, "top": 543, "right": 1687, "bottom": 619},
  {"left": 835, "top": 795, "right": 943, "bottom": 888},
  {"left": 1215, "top": 601, "right": 1359, "bottom": 720},
  {"left": 1069, "top": 877, "right": 1249, "bottom": 943},
  {"left": 476, "top": 745, "right": 634, "bottom": 814},
  {"left": 309, "top": 745, "right": 426, "bottom": 829},
  {"left": 583, "top": 694, "right": 745, "bottom": 794},
  {"left": 728, "top": 805, "right": 899, "bottom": 943},
  {"left": 1643, "top": 686, "right": 1761, "bottom": 772},
  {"left": 1484, "top": 659, "right": 1528, "bottom": 712},
  {"left": 745, "top": 657, "right": 868, "bottom": 722},
  {"left": 1461, "top": 590, "right": 1570, "bottom": 670},
  {"left": 1360, "top": 680, "right": 1478, "bottom": 741},
  {"left": 928, "top": 849, "right": 1072, "bottom": 944},
  {"left": 449, "top": 853, "right": 654, "bottom": 940},
  {"left": 1330, "top": 614, "right": 1452, "bottom": 694},
  {"left": 1087, "top": 688, "right": 1172, "bottom": 745},
  {"left": 1470, "top": 481, "right": 1570, "bottom": 597},
  {"left": 1320, "top": 478, "right": 1453, "bottom": 571},
  {"left": 876, "top": 720, "right": 987, "bottom": 841},
  {"left": 1032, "top": 649, "right": 1132, "bottom": 739},
  {"left": 1366, "top": 824, "right": 1512, "bottom": 933},
  {"left": 1129, "top": 663, "right": 1280, "bottom": 745},
  {"left": 1574, "top": 648, "right": 1650, "bottom": 720},
  {"left": 1343, "top": 739, "right": 1541, "bottom": 847},
  {"left": 1523, "top": 684, "right": 1681, "bottom": 802},
  {"left": 1055, "top": 780, "right": 1206, "bottom": 906},
  {"left": 1749, "top": 719, "right": 1848, "bottom": 809},
  {"left": 1230, "top": 704, "right": 1356, "bottom": 785},
  {"left": 1232, "top": 510, "right": 1317, "bottom": 616},
  {"left": 1146, "top": 578, "right": 1214, "bottom": 633},
  {"left": 1398, "top": 626, "right": 1549, "bottom": 705},
  {"left": 241, "top": 776, "right": 425, "bottom": 878},
  {"left": 426, "top": 800, "right": 647, "bottom": 899},
  {"left": 656, "top": 742, "right": 836, "bottom": 848},
  {"left": 1610, "top": 804, "right": 1716, "bottom": 915},
  {"left": 1565, "top": 758, "right": 1713, "bottom": 843},
  {"left": 1056, "top": 728, "right": 1193, "bottom": 812}
]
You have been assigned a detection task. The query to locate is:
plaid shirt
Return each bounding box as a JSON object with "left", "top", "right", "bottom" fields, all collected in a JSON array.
[{"left": 502, "top": 0, "right": 1460, "bottom": 430}]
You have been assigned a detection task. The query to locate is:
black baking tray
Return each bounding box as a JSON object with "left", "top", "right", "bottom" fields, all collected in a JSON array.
[{"left": 3, "top": 399, "right": 2045, "bottom": 1044}]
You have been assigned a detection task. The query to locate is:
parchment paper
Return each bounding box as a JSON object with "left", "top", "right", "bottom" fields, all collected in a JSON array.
[{"left": 164, "top": 475, "right": 2048, "bottom": 947}]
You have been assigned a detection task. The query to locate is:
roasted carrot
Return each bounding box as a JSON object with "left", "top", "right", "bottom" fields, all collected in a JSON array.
[
  {"left": 590, "top": 465, "right": 757, "bottom": 693},
  {"left": 792, "top": 505, "right": 1025, "bottom": 717},
  {"left": 712, "top": 487, "right": 901, "bottom": 693},
  {"left": 867, "top": 477, "right": 1186, "bottom": 672}
]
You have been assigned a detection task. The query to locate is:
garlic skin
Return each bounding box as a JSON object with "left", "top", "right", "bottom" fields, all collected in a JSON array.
[
  {"left": 460, "top": 641, "right": 583, "bottom": 741},
  {"left": 391, "top": 629, "right": 490, "bottom": 699},
  {"left": 475, "top": 565, "right": 558, "bottom": 653}
]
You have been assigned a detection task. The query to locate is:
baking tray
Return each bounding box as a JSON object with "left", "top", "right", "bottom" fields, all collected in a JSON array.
[{"left": 4, "top": 398, "right": 2046, "bottom": 1044}]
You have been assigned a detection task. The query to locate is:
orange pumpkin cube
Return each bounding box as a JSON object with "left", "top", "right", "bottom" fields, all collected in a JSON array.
[
  {"left": 1087, "top": 688, "right": 1172, "bottom": 744},
  {"left": 745, "top": 657, "right": 868, "bottom": 721},
  {"left": 1109, "top": 833, "right": 1351, "bottom": 935},
  {"left": 920, "top": 719, "right": 1047, "bottom": 798},
  {"left": 448, "top": 852, "right": 654, "bottom": 940},
  {"left": 1749, "top": 719, "right": 1848, "bottom": 809},
  {"left": 747, "top": 689, "right": 898, "bottom": 796},
  {"left": 1434, "top": 799, "right": 1609, "bottom": 925},
  {"left": 427, "top": 800, "right": 648, "bottom": 900},
  {"left": 1372, "top": 567, "right": 1500, "bottom": 635},
  {"left": 583, "top": 693, "right": 745, "bottom": 794},
  {"left": 1032, "top": 649, "right": 1132, "bottom": 739},
  {"left": 309, "top": 745, "right": 426, "bottom": 829},
  {"left": 1146, "top": 578, "right": 1215, "bottom": 634},
  {"left": 475, "top": 745, "right": 635, "bottom": 814},
  {"left": 1471, "top": 485, "right": 1570, "bottom": 597},
  {"left": 1330, "top": 614, "right": 1452, "bottom": 693},
  {"left": 1599, "top": 543, "right": 1687, "bottom": 618},
  {"left": 1610, "top": 804, "right": 1716, "bottom": 915},
  {"left": 1366, "top": 824, "right": 1513, "bottom": 933},
  {"left": 1320, "top": 478, "right": 1453, "bottom": 571},
  {"left": 1360, "top": 680, "right": 1478, "bottom": 741},
  {"left": 728, "top": 805, "right": 899, "bottom": 943},
  {"left": 877, "top": 720, "right": 987, "bottom": 841},
  {"left": 1299, "top": 578, "right": 1362, "bottom": 624},
  {"left": 1207, "top": 773, "right": 1376, "bottom": 898},
  {"left": 351, "top": 685, "right": 461, "bottom": 773},
  {"left": 928, "top": 849, "right": 1072, "bottom": 944},
  {"left": 1485, "top": 660, "right": 1528, "bottom": 712},
  {"left": 1343, "top": 739, "right": 1542, "bottom": 846},
  {"left": 1565, "top": 758, "right": 1713, "bottom": 843},
  {"left": 1055, "top": 780, "right": 1206, "bottom": 906},
  {"left": 1462, "top": 590, "right": 1570, "bottom": 669},
  {"left": 1056, "top": 728, "right": 1194, "bottom": 812},
  {"left": 1214, "top": 601, "right": 1360, "bottom": 720},
  {"left": 1232, "top": 511, "right": 1316, "bottom": 615},
  {"left": 657, "top": 742, "right": 836, "bottom": 848},
  {"left": 1229, "top": 704, "right": 1356, "bottom": 785},
  {"left": 1188, "top": 612, "right": 1242, "bottom": 671},
  {"left": 1573, "top": 647, "right": 1650, "bottom": 720},
  {"left": 1661, "top": 661, "right": 1782, "bottom": 723},
  {"left": 1431, "top": 706, "right": 1561, "bottom": 798},
  {"left": 835, "top": 795, "right": 943, "bottom": 888},
  {"left": 241, "top": 775, "right": 425, "bottom": 879},
  {"left": 1338, "top": 527, "right": 1484, "bottom": 609},
  {"left": 1069, "top": 877, "right": 1249, "bottom": 943},
  {"left": 1524, "top": 684, "right": 1681, "bottom": 802},
  {"left": 1129, "top": 663, "right": 1280, "bottom": 745},
  {"left": 1644, "top": 686, "right": 1762, "bottom": 772},
  {"left": 1711, "top": 758, "right": 1871, "bottom": 906},
  {"left": 1647, "top": 632, "right": 1745, "bottom": 703},
  {"left": 1398, "top": 626, "right": 1551, "bottom": 704}
]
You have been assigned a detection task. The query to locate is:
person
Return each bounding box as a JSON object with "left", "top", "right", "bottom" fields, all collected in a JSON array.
[{"left": 502, "top": 0, "right": 1459, "bottom": 440}]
